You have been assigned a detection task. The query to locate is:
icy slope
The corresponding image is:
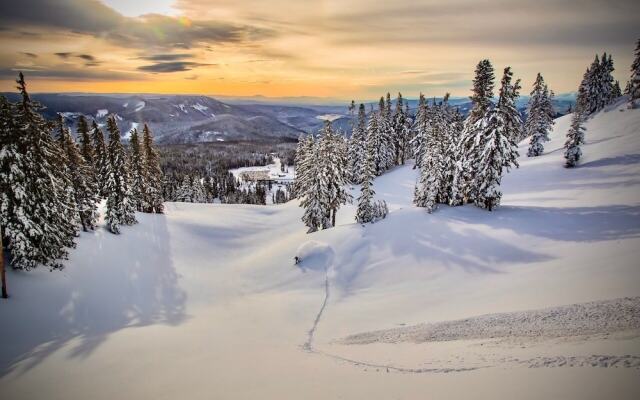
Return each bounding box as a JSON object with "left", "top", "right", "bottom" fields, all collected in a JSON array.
[{"left": 1, "top": 100, "right": 639, "bottom": 400}]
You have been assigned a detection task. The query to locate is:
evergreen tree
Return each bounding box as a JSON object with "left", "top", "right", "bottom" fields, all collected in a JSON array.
[
  {"left": 414, "top": 97, "right": 454, "bottom": 211},
  {"left": 176, "top": 175, "right": 194, "bottom": 202},
  {"left": 318, "top": 121, "right": 350, "bottom": 227},
  {"left": 440, "top": 101, "right": 463, "bottom": 204},
  {"left": 141, "top": 124, "right": 164, "bottom": 213},
  {"left": 612, "top": 80, "right": 622, "bottom": 99},
  {"left": 77, "top": 115, "right": 96, "bottom": 172},
  {"left": 452, "top": 60, "right": 496, "bottom": 205},
  {"left": 0, "top": 73, "right": 76, "bottom": 270},
  {"left": 92, "top": 120, "right": 109, "bottom": 197},
  {"left": 472, "top": 67, "right": 522, "bottom": 211},
  {"left": 355, "top": 132, "right": 376, "bottom": 224},
  {"left": 128, "top": 128, "right": 145, "bottom": 211},
  {"left": 526, "top": 74, "right": 555, "bottom": 157},
  {"left": 300, "top": 141, "right": 329, "bottom": 232},
  {"left": 564, "top": 112, "right": 585, "bottom": 167},
  {"left": 629, "top": 38, "right": 640, "bottom": 108},
  {"left": 0, "top": 96, "right": 17, "bottom": 295},
  {"left": 104, "top": 115, "right": 137, "bottom": 234},
  {"left": 376, "top": 97, "right": 395, "bottom": 173},
  {"left": 366, "top": 107, "right": 382, "bottom": 174},
  {"left": 293, "top": 134, "right": 314, "bottom": 197},
  {"left": 393, "top": 93, "right": 410, "bottom": 165},
  {"left": 348, "top": 104, "right": 367, "bottom": 183},
  {"left": 601, "top": 53, "right": 615, "bottom": 105},
  {"left": 56, "top": 115, "right": 99, "bottom": 231},
  {"left": 410, "top": 93, "right": 428, "bottom": 168},
  {"left": 468, "top": 59, "right": 495, "bottom": 123}
]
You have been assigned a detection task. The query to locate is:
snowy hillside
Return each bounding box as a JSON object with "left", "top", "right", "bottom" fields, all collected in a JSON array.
[{"left": 1, "top": 100, "right": 639, "bottom": 399}]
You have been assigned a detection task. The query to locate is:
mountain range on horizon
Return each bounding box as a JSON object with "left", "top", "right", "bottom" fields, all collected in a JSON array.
[{"left": 1, "top": 91, "right": 576, "bottom": 144}]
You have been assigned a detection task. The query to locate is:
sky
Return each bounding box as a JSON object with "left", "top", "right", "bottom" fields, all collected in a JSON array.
[{"left": 0, "top": 0, "right": 637, "bottom": 101}]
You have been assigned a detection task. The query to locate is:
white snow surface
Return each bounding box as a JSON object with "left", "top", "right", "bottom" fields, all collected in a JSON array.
[
  {"left": 123, "top": 122, "right": 139, "bottom": 140},
  {"left": 316, "top": 113, "right": 343, "bottom": 121},
  {"left": 191, "top": 103, "right": 209, "bottom": 114},
  {"left": 1, "top": 100, "right": 640, "bottom": 399},
  {"left": 134, "top": 101, "right": 145, "bottom": 112},
  {"left": 95, "top": 109, "right": 108, "bottom": 118}
]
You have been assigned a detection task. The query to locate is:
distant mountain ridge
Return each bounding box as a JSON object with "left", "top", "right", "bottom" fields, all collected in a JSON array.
[{"left": 1, "top": 92, "right": 575, "bottom": 143}]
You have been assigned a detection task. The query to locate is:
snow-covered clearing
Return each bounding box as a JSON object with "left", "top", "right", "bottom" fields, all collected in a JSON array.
[
  {"left": 1, "top": 101, "right": 639, "bottom": 399},
  {"left": 316, "top": 113, "right": 343, "bottom": 121}
]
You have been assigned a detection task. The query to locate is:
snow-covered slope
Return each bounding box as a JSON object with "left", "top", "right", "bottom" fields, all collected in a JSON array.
[{"left": 1, "top": 100, "right": 639, "bottom": 399}]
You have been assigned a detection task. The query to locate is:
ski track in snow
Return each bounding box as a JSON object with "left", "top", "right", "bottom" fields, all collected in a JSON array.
[
  {"left": 302, "top": 257, "right": 640, "bottom": 374},
  {"left": 302, "top": 275, "right": 329, "bottom": 352},
  {"left": 325, "top": 296, "right": 640, "bottom": 373},
  {"left": 302, "top": 256, "right": 483, "bottom": 374}
]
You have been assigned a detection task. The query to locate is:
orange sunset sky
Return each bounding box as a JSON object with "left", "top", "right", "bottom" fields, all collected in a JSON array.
[{"left": 0, "top": 0, "right": 638, "bottom": 100}]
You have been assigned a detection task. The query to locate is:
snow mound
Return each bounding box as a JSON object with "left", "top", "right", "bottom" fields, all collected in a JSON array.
[
  {"left": 340, "top": 296, "right": 640, "bottom": 344},
  {"left": 296, "top": 240, "right": 335, "bottom": 272},
  {"left": 95, "top": 109, "right": 108, "bottom": 118}
]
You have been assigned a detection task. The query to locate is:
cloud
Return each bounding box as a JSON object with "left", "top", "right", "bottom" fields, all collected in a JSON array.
[
  {"left": 139, "top": 53, "right": 193, "bottom": 62},
  {"left": 0, "top": 0, "right": 274, "bottom": 50},
  {"left": 137, "top": 61, "right": 213, "bottom": 73},
  {"left": 21, "top": 52, "right": 38, "bottom": 58},
  {"left": 54, "top": 52, "right": 72, "bottom": 59},
  {"left": 76, "top": 54, "right": 95, "bottom": 61},
  {"left": 0, "top": 66, "right": 138, "bottom": 81}
]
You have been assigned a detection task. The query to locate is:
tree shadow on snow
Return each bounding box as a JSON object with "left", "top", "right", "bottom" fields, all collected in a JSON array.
[
  {"left": 331, "top": 209, "right": 556, "bottom": 298},
  {"left": 0, "top": 213, "right": 187, "bottom": 378},
  {"left": 448, "top": 204, "right": 640, "bottom": 242}
]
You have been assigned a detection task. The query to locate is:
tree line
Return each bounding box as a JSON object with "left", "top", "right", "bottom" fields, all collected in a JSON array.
[
  {"left": 0, "top": 73, "right": 164, "bottom": 298},
  {"left": 295, "top": 39, "right": 640, "bottom": 232}
]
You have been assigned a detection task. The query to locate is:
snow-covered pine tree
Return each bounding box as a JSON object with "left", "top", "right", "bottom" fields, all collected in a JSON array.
[
  {"left": 366, "top": 106, "right": 382, "bottom": 174},
  {"left": 141, "top": 124, "right": 164, "bottom": 213},
  {"left": 293, "top": 133, "right": 314, "bottom": 197},
  {"left": 451, "top": 59, "right": 495, "bottom": 205},
  {"left": 318, "top": 121, "right": 350, "bottom": 227},
  {"left": 414, "top": 98, "right": 452, "bottom": 212},
  {"left": 355, "top": 130, "right": 376, "bottom": 224},
  {"left": 91, "top": 120, "right": 109, "bottom": 197},
  {"left": 468, "top": 59, "right": 496, "bottom": 123},
  {"left": 76, "top": 115, "right": 98, "bottom": 190},
  {"left": 601, "top": 53, "right": 615, "bottom": 105},
  {"left": 410, "top": 93, "right": 429, "bottom": 169},
  {"left": 104, "top": 115, "right": 137, "bottom": 234},
  {"left": 612, "top": 80, "right": 622, "bottom": 99},
  {"left": 0, "top": 96, "right": 17, "bottom": 295},
  {"left": 580, "top": 53, "right": 615, "bottom": 114},
  {"left": 300, "top": 140, "right": 329, "bottom": 232},
  {"left": 472, "top": 67, "right": 522, "bottom": 211},
  {"left": 542, "top": 87, "right": 556, "bottom": 141},
  {"left": 56, "top": 115, "right": 99, "bottom": 231},
  {"left": 347, "top": 104, "right": 367, "bottom": 184},
  {"left": 629, "top": 38, "right": 640, "bottom": 108},
  {"left": 192, "top": 177, "right": 206, "bottom": 203},
  {"left": 128, "top": 128, "right": 145, "bottom": 211},
  {"left": 393, "top": 93, "right": 410, "bottom": 165},
  {"left": 526, "top": 74, "right": 554, "bottom": 157},
  {"left": 377, "top": 97, "right": 396, "bottom": 173},
  {"left": 176, "top": 176, "right": 194, "bottom": 202},
  {"left": 0, "top": 74, "right": 77, "bottom": 270},
  {"left": 438, "top": 95, "right": 460, "bottom": 204},
  {"left": 564, "top": 111, "right": 585, "bottom": 168}
]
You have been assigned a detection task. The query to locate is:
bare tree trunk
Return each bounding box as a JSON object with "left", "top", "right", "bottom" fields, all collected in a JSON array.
[
  {"left": 1, "top": 228, "right": 7, "bottom": 299},
  {"left": 331, "top": 209, "right": 336, "bottom": 228}
]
